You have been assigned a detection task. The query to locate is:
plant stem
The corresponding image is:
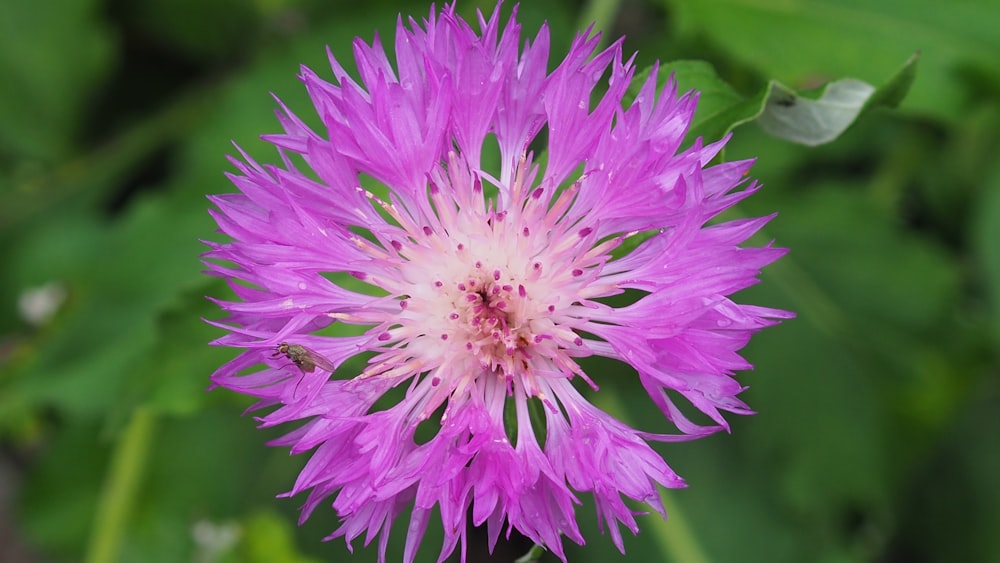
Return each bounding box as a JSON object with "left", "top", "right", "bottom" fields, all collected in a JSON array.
[
  {"left": 84, "top": 406, "right": 157, "bottom": 563},
  {"left": 578, "top": 0, "right": 623, "bottom": 43},
  {"left": 649, "top": 489, "right": 713, "bottom": 563},
  {"left": 591, "top": 389, "right": 713, "bottom": 563},
  {"left": 515, "top": 543, "right": 546, "bottom": 563}
]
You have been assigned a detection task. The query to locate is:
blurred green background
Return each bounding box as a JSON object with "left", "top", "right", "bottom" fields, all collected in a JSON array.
[{"left": 1, "top": 0, "right": 999, "bottom": 561}]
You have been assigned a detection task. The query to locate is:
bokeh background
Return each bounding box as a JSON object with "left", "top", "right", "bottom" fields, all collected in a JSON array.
[{"left": 2, "top": 0, "right": 999, "bottom": 561}]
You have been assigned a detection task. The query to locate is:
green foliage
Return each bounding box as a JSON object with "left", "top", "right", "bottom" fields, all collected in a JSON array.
[
  {"left": 0, "top": 0, "right": 114, "bottom": 160},
  {"left": 644, "top": 54, "right": 917, "bottom": 147},
  {"left": 1, "top": 0, "right": 998, "bottom": 562},
  {"left": 664, "top": 0, "right": 1000, "bottom": 119}
]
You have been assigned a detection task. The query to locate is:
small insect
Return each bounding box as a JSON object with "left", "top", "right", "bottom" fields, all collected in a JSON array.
[{"left": 273, "top": 342, "right": 336, "bottom": 373}]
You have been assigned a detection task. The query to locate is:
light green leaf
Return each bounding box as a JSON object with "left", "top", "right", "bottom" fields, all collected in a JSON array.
[
  {"left": 237, "top": 511, "right": 324, "bottom": 563},
  {"left": 660, "top": 61, "right": 744, "bottom": 116},
  {"left": 656, "top": 60, "right": 748, "bottom": 143},
  {"left": 640, "top": 54, "right": 917, "bottom": 147},
  {"left": 756, "top": 78, "right": 875, "bottom": 146},
  {"left": 757, "top": 52, "right": 918, "bottom": 145}
]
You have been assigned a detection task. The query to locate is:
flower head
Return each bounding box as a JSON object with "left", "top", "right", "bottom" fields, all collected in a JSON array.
[{"left": 205, "top": 3, "right": 792, "bottom": 561}]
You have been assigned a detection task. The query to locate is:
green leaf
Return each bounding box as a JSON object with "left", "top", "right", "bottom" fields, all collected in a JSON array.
[
  {"left": 0, "top": 0, "right": 114, "bottom": 160},
  {"left": 973, "top": 160, "right": 1000, "bottom": 345},
  {"left": 663, "top": 0, "right": 998, "bottom": 120},
  {"left": 756, "top": 78, "right": 876, "bottom": 146},
  {"left": 117, "top": 0, "right": 260, "bottom": 62},
  {"left": 896, "top": 390, "right": 1000, "bottom": 562},
  {"left": 100, "top": 408, "right": 313, "bottom": 563},
  {"left": 19, "top": 420, "right": 108, "bottom": 558},
  {"left": 656, "top": 60, "right": 750, "bottom": 143},
  {"left": 638, "top": 55, "right": 917, "bottom": 147},
  {"left": 237, "top": 511, "right": 324, "bottom": 563},
  {"left": 864, "top": 51, "right": 920, "bottom": 110},
  {"left": 114, "top": 282, "right": 235, "bottom": 420},
  {"left": 0, "top": 82, "right": 220, "bottom": 237},
  {"left": 765, "top": 186, "right": 958, "bottom": 333},
  {"left": 629, "top": 60, "right": 758, "bottom": 145},
  {"left": 2, "top": 196, "right": 214, "bottom": 419},
  {"left": 756, "top": 53, "right": 918, "bottom": 146}
]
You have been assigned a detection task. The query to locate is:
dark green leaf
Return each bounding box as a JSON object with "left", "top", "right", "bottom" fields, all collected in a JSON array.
[
  {"left": 973, "top": 161, "right": 1000, "bottom": 344},
  {"left": 0, "top": 0, "right": 114, "bottom": 160}
]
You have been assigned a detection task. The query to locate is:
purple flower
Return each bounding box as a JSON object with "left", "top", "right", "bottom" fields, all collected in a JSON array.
[{"left": 205, "top": 3, "right": 792, "bottom": 561}]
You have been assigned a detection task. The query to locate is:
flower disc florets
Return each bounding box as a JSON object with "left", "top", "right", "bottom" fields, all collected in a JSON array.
[{"left": 205, "top": 3, "right": 792, "bottom": 562}]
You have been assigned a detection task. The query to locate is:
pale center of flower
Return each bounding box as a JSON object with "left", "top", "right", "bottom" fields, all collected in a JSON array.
[
  {"left": 353, "top": 160, "right": 590, "bottom": 392},
  {"left": 376, "top": 203, "right": 584, "bottom": 392},
  {"left": 397, "top": 238, "right": 548, "bottom": 380},
  {"left": 445, "top": 265, "right": 532, "bottom": 374}
]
